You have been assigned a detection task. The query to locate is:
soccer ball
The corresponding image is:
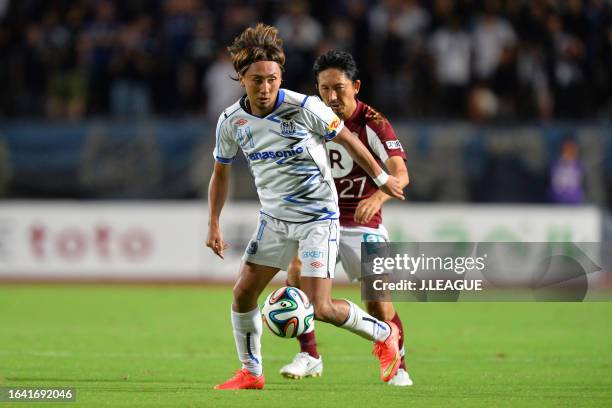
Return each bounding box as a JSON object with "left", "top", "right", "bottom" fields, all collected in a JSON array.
[{"left": 261, "top": 286, "right": 314, "bottom": 338}]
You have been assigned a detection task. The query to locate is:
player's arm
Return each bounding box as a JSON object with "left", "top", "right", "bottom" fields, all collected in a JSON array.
[
  {"left": 333, "top": 127, "right": 405, "bottom": 201},
  {"left": 206, "top": 161, "right": 231, "bottom": 259},
  {"left": 354, "top": 156, "right": 409, "bottom": 224}
]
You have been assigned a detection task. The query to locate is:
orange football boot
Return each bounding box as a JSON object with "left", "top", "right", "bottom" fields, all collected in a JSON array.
[
  {"left": 372, "top": 322, "right": 401, "bottom": 382},
  {"left": 214, "top": 369, "right": 265, "bottom": 390}
]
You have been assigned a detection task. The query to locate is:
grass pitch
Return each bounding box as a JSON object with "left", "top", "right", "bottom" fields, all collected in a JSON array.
[{"left": 0, "top": 285, "right": 611, "bottom": 408}]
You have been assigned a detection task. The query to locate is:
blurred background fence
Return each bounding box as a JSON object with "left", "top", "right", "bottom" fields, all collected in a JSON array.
[{"left": 0, "top": 120, "right": 611, "bottom": 206}]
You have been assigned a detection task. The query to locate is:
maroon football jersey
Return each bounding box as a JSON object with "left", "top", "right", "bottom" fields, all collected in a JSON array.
[{"left": 326, "top": 100, "right": 407, "bottom": 228}]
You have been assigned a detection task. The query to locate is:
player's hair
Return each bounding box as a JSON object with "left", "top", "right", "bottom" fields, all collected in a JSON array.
[
  {"left": 313, "top": 50, "right": 360, "bottom": 83},
  {"left": 227, "top": 23, "right": 285, "bottom": 76}
]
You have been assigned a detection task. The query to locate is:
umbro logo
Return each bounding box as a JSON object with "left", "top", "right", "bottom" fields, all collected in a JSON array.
[{"left": 310, "top": 261, "right": 324, "bottom": 269}]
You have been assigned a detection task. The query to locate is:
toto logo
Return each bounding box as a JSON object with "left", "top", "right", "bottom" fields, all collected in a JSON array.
[{"left": 30, "top": 223, "right": 154, "bottom": 262}]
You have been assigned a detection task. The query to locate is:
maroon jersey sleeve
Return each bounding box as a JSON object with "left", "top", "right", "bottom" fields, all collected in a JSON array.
[
  {"left": 362, "top": 106, "right": 407, "bottom": 162},
  {"left": 329, "top": 103, "right": 407, "bottom": 229}
]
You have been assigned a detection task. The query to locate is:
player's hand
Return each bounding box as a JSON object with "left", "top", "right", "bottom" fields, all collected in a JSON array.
[
  {"left": 380, "top": 175, "right": 405, "bottom": 201},
  {"left": 354, "top": 195, "right": 384, "bottom": 224},
  {"left": 206, "top": 226, "right": 229, "bottom": 259}
]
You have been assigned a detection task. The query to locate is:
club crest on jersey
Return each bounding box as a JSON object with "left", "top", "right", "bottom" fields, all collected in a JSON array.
[{"left": 280, "top": 120, "right": 296, "bottom": 135}]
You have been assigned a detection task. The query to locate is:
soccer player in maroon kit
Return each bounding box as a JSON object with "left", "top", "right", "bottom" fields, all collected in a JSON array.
[{"left": 280, "top": 50, "right": 412, "bottom": 386}]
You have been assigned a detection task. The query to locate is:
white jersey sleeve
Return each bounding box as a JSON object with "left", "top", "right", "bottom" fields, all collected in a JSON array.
[
  {"left": 213, "top": 112, "right": 239, "bottom": 164},
  {"left": 301, "top": 96, "right": 344, "bottom": 141}
]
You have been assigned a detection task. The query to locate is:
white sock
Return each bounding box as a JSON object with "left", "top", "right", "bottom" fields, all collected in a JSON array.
[
  {"left": 230, "top": 306, "right": 263, "bottom": 376},
  {"left": 340, "top": 300, "right": 390, "bottom": 342}
]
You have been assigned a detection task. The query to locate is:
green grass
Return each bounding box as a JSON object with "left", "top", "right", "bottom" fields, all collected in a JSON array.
[{"left": 0, "top": 285, "right": 611, "bottom": 408}]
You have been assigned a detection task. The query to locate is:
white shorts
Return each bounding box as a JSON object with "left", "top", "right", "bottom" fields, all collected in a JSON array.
[
  {"left": 338, "top": 224, "right": 390, "bottom": 282},
  {"left": 242, "top": 213, "right": 339, "bottom": 279}
]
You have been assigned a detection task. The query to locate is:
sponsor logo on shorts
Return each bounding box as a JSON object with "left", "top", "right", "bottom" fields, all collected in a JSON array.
[
  {"left": 363, "top": 234, "right": 385, "bottom": 243},
  {"left": 310, "top": 261, "right": 324, "bottom": 269},
  {"left": 302, "top": 250, "right": 324, "bottom": 259},
  {"left": 246, "top": 240, "right": 258, "bottom": 255},
  {"left": 385, "top": 140, "right": 403, "bottom": 150}
]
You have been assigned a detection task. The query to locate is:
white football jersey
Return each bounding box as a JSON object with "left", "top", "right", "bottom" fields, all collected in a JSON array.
[{"left": 214, "top": 89, "right": 344, "bottom": 223}]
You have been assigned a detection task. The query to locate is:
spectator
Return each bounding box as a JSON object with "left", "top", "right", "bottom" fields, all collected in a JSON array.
[
  {"left": 157, "top": 0, "right": 203, "bottom": 114},
  {"left": 550, "top": 138, "right": 585, "bottom": 204},
  {"left": 189, "top": 14, "right": 217, "bottom": 111},
  {"left": 429, "top": 15, "right": 471, "bottom": 117},
  {"left": 82, "top": 0, "right": 118, "bottom": 115},
  {"left": 545, "top": 12, "right": 588, "bottom": 118},
  {"left": 16, "top": 23, "right": 47, "bottom": 116},
  {"left": 472, "top": 7, "right": 517, "bottom": 82},
  {"left": 274, "top": 0, "right": 323, "bottom": 92},
  {"left": 516, "top": 42, "right": 553, "bottom": 120},
  {"left": 601, "top": 25, "right": 612, "bottom": 116},
  {"left": 203, "top": 50, "right": 242, "bottom": 119},
  {"left": 109, "top": 16, "right": 155, "bottom": 117},
  {"left": 275, "top": 1, "right": 322, "bottom": 51},
  {"left": 0, "top": 0, "right": 610, "bottom": 120},
  {"left": 0, "top": 21, "right": 13, "bottom": 116},
  {"left": 44, "top": 4, "right": 87, "bottom": 120}
]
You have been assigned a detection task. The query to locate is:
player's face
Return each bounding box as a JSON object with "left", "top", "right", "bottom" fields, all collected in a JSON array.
[
  {"left": 316, "top": 68, "right": 361, "bottom": 120},
  {"left": 240, "top": 61, "right": 282, "bottom": 116}
]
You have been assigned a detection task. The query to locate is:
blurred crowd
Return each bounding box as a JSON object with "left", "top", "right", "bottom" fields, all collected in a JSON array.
[{"left": 1, "top": 0, "right": 611, "bottom": 121}]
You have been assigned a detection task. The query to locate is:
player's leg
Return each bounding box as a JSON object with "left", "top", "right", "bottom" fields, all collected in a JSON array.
[
  {"left": 295, "top": 220, "right": 400, "bottom": 382},
  {"left": 287, "top": 254, "right": 320, "bottom": 359},
  {"left": 340, "top": 225, "right": 413, "bottom": 386},
  {"left": 215, "top": 261, "right": 278, "bottom": 390},
  {"left": 365, "top": 302, "right": 400, "bottom": 364},
  {"left": 280, "top": 254, "right": 323, "bottom": 379},
  {"left": 286, "top": 254, "right": 302, "bottom": 287},
  {"left": 365, "top": 301, "right": 412, "bottom": 386},
  {"left": 300, "top": 275, "right": 401, "bottom": 382},
  {"left": 364, "top": 301, "right": 395, "bottom": 321},
  {"left": 216, "top": 215, "right": 294, "bottom": 390},
  {"left": 336, "top": 227, "right": 398, "bottom": 340}
]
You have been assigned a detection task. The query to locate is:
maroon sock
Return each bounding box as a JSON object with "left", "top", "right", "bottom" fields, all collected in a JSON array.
[
  {"left": 297, "top": 331, "right": 319, "bottom": 359},
  {"left": 391, "top": 312, "right": 406, "bottom": 369}
]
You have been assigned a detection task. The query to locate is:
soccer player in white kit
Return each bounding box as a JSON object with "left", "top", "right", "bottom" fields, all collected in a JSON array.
[
  {"left": 280, "top": 50, "right": 413, "bottom": 386},
  {"left": 207, "top": 24, "right": 406, "bottom": 390}
]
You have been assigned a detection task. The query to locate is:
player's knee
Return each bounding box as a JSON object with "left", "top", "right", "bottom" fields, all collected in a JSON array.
[{"left": 232, "top": 284, "right": 256, "bottom": 310}]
